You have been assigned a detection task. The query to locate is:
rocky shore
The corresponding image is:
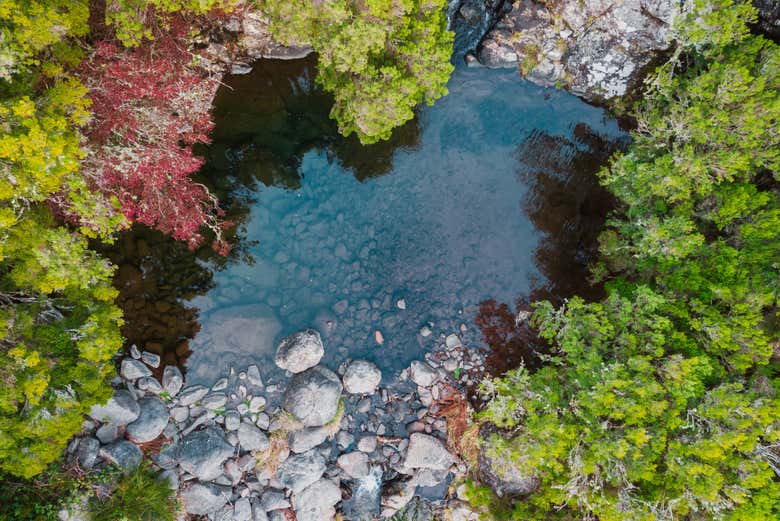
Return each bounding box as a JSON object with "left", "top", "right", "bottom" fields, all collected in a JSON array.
[{"left": 60, "top": 329, "right": 487, "bottom": 521}]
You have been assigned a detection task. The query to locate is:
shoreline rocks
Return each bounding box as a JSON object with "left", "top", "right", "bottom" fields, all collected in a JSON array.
[{"left": 63, "top": 326, "right": 485, "bottom": 520}]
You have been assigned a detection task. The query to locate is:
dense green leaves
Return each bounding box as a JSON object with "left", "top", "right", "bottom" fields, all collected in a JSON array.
[
  {"left": 476, "top": 2, "right": 779, "bottom": 520},
  {"left": 265, "top": 0, "right": 454, "bottom": 143}
]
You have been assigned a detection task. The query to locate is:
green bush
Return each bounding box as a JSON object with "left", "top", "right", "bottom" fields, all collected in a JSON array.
[{"left": 89, "top": 462, "right": 179, "bottom": 521}]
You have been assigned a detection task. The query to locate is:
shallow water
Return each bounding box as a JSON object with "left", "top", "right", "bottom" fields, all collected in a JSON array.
[{"left": 167, "top": 59, "right": 628, "bottom": 385}]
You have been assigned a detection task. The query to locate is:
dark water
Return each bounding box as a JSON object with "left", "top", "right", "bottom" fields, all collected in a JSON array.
[{"left": 106, "top": 57, "right": 628, "bottom": 385}]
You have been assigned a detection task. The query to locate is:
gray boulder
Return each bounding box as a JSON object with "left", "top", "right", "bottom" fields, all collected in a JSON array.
[
  {"left": 293, "top": 478, "right": 342, "bottom": 521},
  {"left": 342, "top": 360, "right": 381, "bottom": 394},
  {"left": 178, "top": 385, "right": 208, "bottom": 406},
  {"left": 89, "top": 389, "right": 140, "bottom": 425},
  {"left": 99, "top": 440, "right": 142, "bottom": 472},
  {"left": 276, "top": 450, "right": 327, "bottom": 493},
  {"left": 237, "top": 421, "right": 270, "bottom": 452},
  {"left": 479, "top": 452, "right": 540, "bottom": 497},
  {"left": 180, "top": 483, "right": 230, "bottom": 515},
  {"left": 288, "top": 426, "right": 329, "bottom": 453},
  {"left": 234, "top": 497, "right": 253, "bottom": 521},
  {"left": 403, "top": 433, "right": 455, "bottom": 471},
  {"left": 77, "top": 437, "right": 100, "bottom": 469},
  {"left": 337, "top": 452, "right": 370, "bottom": 479},
  {"left": 126, "top": 397, "right": 168, "bottom": 443},
  {"left": 275, "top": 329, "right": 325, "bottom": 373},
  {"left": 284, "top": 366, "right": 342, "bottom": 426},
  {"left": 178, "top": 426, "right": 234, "bottom": 481},
  {"left": 162, "top": 365, "right": 183, "bottom": 396},
  {"left": 260, "top": 490, "right": 290, "bottom": 511}
]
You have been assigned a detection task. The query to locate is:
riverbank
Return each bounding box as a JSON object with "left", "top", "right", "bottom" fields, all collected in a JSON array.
[{"left": 60, "top": 328, "right": 488, "bottom": 520}]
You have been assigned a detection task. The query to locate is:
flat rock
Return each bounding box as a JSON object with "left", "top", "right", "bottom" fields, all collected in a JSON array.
[
  {"left": 288, "top": 427, "right": 329, "bottom": 454},
  {"left": 293, "top": 478, "right": 342, "bottom": 521},
  {"left": 178, "top": 426, "right": 234, "bottom": 481},
  {"left": 403, "top": 433, "right": 455, "bottom": 471},
  {"left": 276, "top": 450, "right": 327, "bottom": 494},
  {"left": 342, "top": 360, "right": 381, "bottom": 395},
  {"left": 99, "top": 440, "right": 142, "bottom": 472},
  {"left": 284, "top": 366, "right": 342, "bottom": 427},
  {"left": 121, "top": 358, "right": 152, "bottom": 380},
  {"left": 89, "top": 389, "right": 140, "bottom": 425},
  {"left": 274, "top": 329, "right": 325, "bottom": 373},
  {"left": 409, "top": 361, "right": 438, "bottom": 387},
  {"left": 180, "top": 483, "right": 230, "bottom": 515},
  {"left": 126, "top": 397, "right": 168, "bottom": 443},
  {"left": 162, "top": 366, "right": 184, "bottom": 396},
  {"left": 238, "top": 421, "right": 270, "bottom": 452},
  {"left": 337, "top": 452, "right": 370, "bottom": 479}
]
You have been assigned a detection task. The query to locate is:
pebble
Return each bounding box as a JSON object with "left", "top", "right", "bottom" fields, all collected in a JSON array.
[
  {"left": 140, "top": 351, "right": 161, "bottom": 368},
  {"left": 212, "top": 377, "right": 229, "bottom": 391}
]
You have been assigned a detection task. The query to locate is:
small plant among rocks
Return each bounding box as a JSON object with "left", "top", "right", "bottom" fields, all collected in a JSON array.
[{"left": 88, "top": 462, "right": 179, "bottom": 521}]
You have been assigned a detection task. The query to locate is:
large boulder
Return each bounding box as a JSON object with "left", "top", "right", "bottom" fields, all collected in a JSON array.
[
  {"left": 89, "top": 389, "right": 139, "bottom": 425},
  {"left": 126, "top": 397, "right": 168, "bottom": 443},
  {"left": 479, "top": 452, "right": 540, "bottom": 498},
  {"left": 293, "top": 478, "right": 342, "bottom": 521},
  {"left": 275, "top": 329, "right": 325, "bottom": 373},
  {"left": 180, "top": 483, "right": 231, "bottom": 515},
  {"left": 283, "top": 366, "right": 342, "bottom": 427},
  {"left": 276, "top": 450, "right": 327, "bottom": 494},
  {"left": 403, "top": 433, "right": 455, "bottom": 471},
  {"left": 477, "top": 0, "right": 677, "bottom": 102},
  {"left": 342, "top": 360, "right": 381, "bottom": 394},
  {"left": 177, "top": 426, "right": 234, "bottom": 481}
]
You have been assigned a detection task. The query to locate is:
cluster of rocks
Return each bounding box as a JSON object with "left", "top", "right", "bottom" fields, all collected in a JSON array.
[
  {"left": 474, "top": 0, "right": 677, "bottom": 102},
  {"left": 63, "top": 328, "right": 483, "bottom": 521}
]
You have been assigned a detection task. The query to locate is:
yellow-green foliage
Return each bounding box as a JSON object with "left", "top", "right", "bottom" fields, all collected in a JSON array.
[
  {"left": 477, "top": 3, "right": 779, "bottom": 520},
  {"left": 266, "top": 0, "right": 454, "bottom": 144}
]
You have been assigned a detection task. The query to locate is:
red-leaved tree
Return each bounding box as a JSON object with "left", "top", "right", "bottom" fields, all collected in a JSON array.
[{"left": 76, "top": 18, "right": 229, "bottom": 252}]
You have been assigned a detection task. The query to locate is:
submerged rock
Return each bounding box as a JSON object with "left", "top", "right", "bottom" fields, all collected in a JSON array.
[
  {"left": 274, "top": 329, "right": 325, "bottom": 373},
  {"left": 284, "top": 366, "right": 343, "bottom": 426}
]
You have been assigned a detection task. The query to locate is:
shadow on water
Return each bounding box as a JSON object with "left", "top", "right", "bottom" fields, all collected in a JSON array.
[{"left": 475, "top": 123, "right": 629, "bottom": 376}]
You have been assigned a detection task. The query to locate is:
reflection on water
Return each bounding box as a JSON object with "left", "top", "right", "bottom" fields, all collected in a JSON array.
[{"left": 111, "top": 58, "right": 628, "bottom": 384}]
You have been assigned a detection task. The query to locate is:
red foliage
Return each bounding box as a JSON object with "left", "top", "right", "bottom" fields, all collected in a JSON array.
[{"left": 78, "top": 18, "right": 228, "bottom": 251}]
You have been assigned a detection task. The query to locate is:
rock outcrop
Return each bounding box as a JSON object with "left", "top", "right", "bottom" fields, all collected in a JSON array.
[{"left": 477, "top": 0, "right": 677, "bottom": 102}]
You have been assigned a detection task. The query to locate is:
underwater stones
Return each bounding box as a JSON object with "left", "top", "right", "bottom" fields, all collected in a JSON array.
[
  {"left": 100, "top": 440, "right": 142, "bottom": 472},
  {"left": 342, "top": 360, "right": 381, "bottom": 395},
  {"left": 246, "top": 364, "right": 263, "bottom": 387},
  {"left": 162, "top": 365, "right": 183, "bottom": 396},
  {"left": 289, "top": 427, "right": 329, "bottom": 454},
  {"left": 89, "top": 389, "right": 140, "bottom": 425},
  {"left": 126, "top": 397, "right": 168, "bottom": 443},
  {"left": 237, "top": 422, "right": 269, "bottom": 452},
  {"left": 284, "top": 366, "right": 342, "bottom": 427},
  {"left": 178, "top": 426, "right": 235, "bottom": 481},
  {"left": 409, "top": 361, "right": 439, "bottom": 388},
  {"left": 403, "top": 433, "right": 455, "bottom": 471},
  {"left": 293, "top": 478, "right": 342, "bottom": 521},
  {"left": 274, "top": 329, "right": 324, "bottom": 373},
  {"left": 121, "top": 358, "right": 152, "bottom": 380},
  {"left": 445, "top": 334, "right": 462, "bottom": 348},
  {"left": 180, "top": 483, "right": 230, "bottom": 515},
  {"left": 276, "top": 451, "right": 327, "bottom": 493},
  {"left": 204, "top": 304, "right": 282, "bottom": 356}
]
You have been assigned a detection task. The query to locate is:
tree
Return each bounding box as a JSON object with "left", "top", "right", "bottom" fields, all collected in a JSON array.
[{"left": 265, "top": 0, "right": 454, "bottom": 144}]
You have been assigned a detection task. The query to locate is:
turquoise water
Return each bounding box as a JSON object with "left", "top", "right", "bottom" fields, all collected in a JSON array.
[{"left": 181, "top": 60, "right": 627, "bottom": 384}]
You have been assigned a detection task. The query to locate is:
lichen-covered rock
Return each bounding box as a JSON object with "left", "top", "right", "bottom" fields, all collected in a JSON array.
[
  {"left": 478, "top": 452, "right": 540, "bottom": 498},
  {"left": 275, "top": 329, "right": 325, "bottom": 373},
  {"left": 89, "top": 389, "right": 140, "bottom": 425},
  {"left": 283, "top": 366, "right": 342, "bottom": 426},
  {"left": 477, "top": 0, "right": 677, "bottom": 102}
]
